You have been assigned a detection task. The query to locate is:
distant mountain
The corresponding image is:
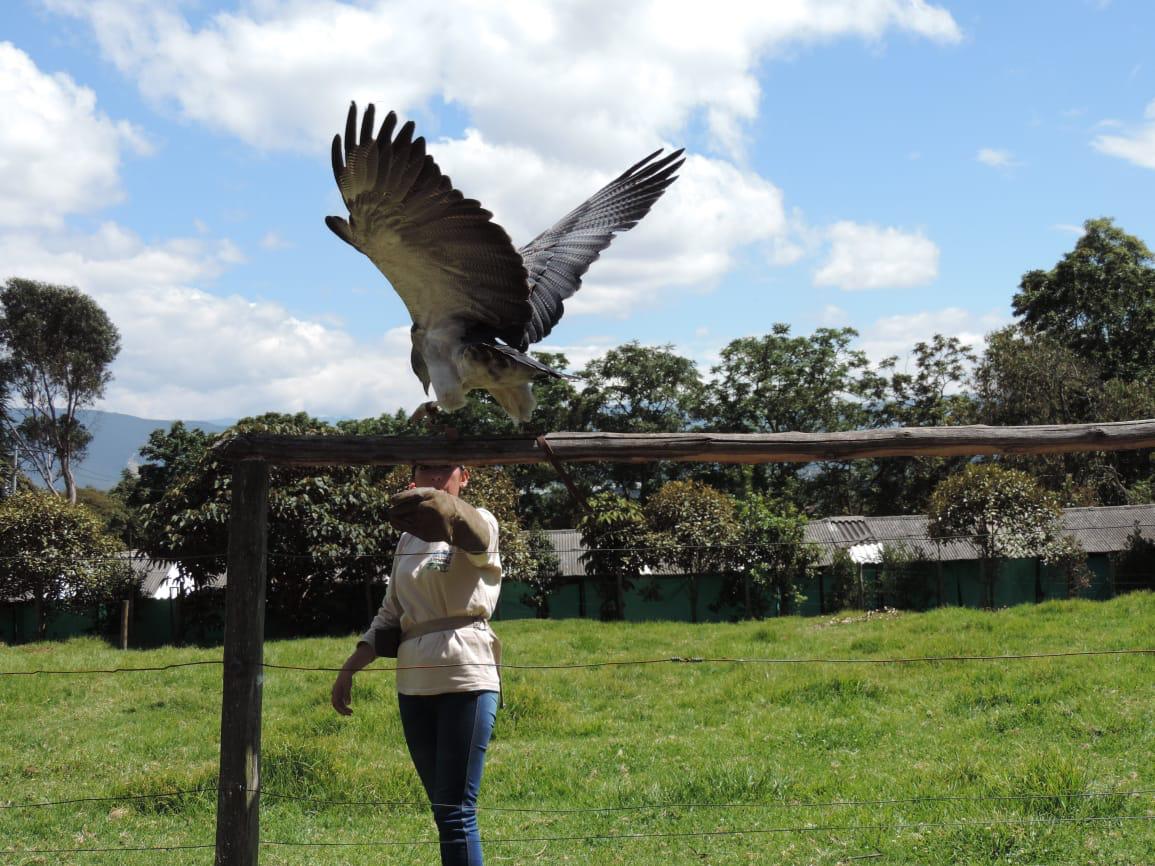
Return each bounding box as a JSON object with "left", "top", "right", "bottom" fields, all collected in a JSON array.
[{"left": 61, "top": 410, "right": 231, "bottom": 491}]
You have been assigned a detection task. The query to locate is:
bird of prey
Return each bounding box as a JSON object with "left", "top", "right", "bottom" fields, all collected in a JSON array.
[{"left": 326, "top": 103, "right": 684, "bottom": 423}]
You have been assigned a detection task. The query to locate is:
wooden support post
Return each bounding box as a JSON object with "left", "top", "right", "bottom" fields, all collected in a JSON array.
[
  {"left": 120, "top": 598, "right": 130, "bottom": 650},
  {"left": 215, "top": 459, "right": 269, "bottom": 866}
]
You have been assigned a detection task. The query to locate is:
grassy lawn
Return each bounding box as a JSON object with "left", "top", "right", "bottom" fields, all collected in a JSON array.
[{"left": 2, "top": 593, "right": 1153, "bottom": 865}]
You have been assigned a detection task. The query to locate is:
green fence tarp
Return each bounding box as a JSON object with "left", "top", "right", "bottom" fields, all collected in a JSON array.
[{"left": 3, "top": 552, "right": 1145, "bottom": 647}]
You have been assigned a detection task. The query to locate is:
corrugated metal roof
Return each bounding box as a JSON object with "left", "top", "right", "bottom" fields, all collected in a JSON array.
[
  {"left": 1060, "top": 505, "right": 1155, "bottom": 553},
  {"left": 537, "top": 529, "right": 681, "bottom": 576},
  {"left": 130, "top": 553, "right": 175, "bottom": 597},
  {"left": 543, "top": 529, "right": 587, "bottom": 577},
  {"left": 804, "top": 504, "right": 1155, "bottom": 566},
  {"left": 536, "top": 503, "right": 1155, "bottom": 573}
]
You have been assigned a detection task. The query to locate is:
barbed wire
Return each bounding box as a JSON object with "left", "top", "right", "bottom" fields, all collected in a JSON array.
[
  {"left": 261, "top": 813, "right": 1155, "bottom": 847},
  {"left": 4, "top": 813, "right": 1151, "bottom": 856},
  {"left": 0, "top": 843, "right": 214, "bottom": 855},
  {"left": 2, "top": 646, "right": 1152, "bottom": 677},
  {"left": 5, "top": 785, "right": 1152, "bottom": 815},
  {"left": 264, "top": 786, "right": 1155, "bottom": 814}
]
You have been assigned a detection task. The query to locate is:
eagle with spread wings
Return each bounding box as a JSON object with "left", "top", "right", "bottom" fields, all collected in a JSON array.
[{"left": 326, "top": 103, "right": 684, "bottom": 423}]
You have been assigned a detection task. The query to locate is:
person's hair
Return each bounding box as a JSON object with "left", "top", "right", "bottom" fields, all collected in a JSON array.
[{"left": 410, "top": 463, "right": 466, "bottom": 479}]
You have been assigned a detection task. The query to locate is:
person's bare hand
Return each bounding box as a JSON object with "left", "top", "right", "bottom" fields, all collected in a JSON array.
[{"left": 331, "top": 669, "right": 354, "bottom": 716}]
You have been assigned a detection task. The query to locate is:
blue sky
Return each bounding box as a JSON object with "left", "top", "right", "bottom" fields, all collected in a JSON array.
[{"left": 2, "top": 0, "right": 1154, "bottom": 421}]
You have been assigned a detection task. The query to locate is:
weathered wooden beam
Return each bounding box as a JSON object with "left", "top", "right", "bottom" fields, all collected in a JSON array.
[
  {"left": 215, "top": 459, "right": 269, "bottom": 866},
  {"left": 212, "top": 420, "right": 1155, "bottom": 467}
]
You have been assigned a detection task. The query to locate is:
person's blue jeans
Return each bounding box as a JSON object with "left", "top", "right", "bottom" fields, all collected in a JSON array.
[{"left": 398, "top": 690, "right": 500, "bottom": 866}]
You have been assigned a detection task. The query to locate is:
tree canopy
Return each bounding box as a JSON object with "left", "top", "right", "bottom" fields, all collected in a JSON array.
[
  {"left": 0, "top": 278, "right": 121, "bottom": 502},
  {"left": 0, "top": 489, "right": 134, "bottom": 638},
  {"left": 1012, "top": 218, "right": 1155, "bottom": 382},
  {"left": 927, "top": 464, "right": 1067, "bottom": 608},
  {"left": 576, "top": 492, "right": 650, "bottom": 620}
]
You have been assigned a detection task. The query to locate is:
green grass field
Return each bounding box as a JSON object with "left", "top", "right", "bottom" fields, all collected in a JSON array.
[{"left": 2, "top": 593, "right": 1153, "bottom": 865}]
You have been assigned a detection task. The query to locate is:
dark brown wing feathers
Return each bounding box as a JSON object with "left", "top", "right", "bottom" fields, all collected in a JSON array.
[{"left": 326, "top": 103, "right": 530, "bottom": 342}]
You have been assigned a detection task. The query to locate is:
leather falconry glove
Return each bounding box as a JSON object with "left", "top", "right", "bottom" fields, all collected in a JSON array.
[{"left": 388, "top": 488, "right": 492, "bottom": 554}]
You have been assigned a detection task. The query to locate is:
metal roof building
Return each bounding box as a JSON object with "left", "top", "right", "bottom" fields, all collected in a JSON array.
[
  {"left": 537, "top": 504, "right": 1155, "bottom": 573},
  {"left": 803, "top": 504, "right": 1155, "bottom": 566}
]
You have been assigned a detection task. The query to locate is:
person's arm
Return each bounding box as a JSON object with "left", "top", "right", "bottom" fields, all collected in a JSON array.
[
  {"left": 332, "top": 551, "right": 403, "bottom": 716},
  {"left": 331, "top": 640, "right": 376, "bottom": 716}
]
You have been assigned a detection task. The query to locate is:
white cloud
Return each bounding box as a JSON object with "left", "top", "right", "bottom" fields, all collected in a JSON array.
[
  {"left": 45, "top": 0, "right": 960, "bottom": 161},
  {"left": 820, "top": 304, "right": 850, "bottom": 325},
  {"left": 0, "top": 41, "right": 148, "bottom": 228},
  {"left": 856, "top": 307, "right": 1009, "bottom": 365},
  {"left": 976, "top": 147, "right": 1018, "bottom": 168},
  {"left": 0, "top": 223, "right": 426, "bottom": 418},
  {"left": 36, "top": 0, "right": 963, "bottom": 324},
  {"left": 430, "top": 133, "right": 787, "bottom": 316},
  {"left": 1092, "top": 98, "right": 1155, "bottom": 169},
  {"left": 24, "top": 0, "right": 963, "bottom": 417},
  {"left": 532, "top": 339, "right": 617, "bottom": 374},
  {"left": 813, "top": 222, "right": 940, "bottom": 290},
  {"left": 259, "top": 230, "right": 291, "bottom": 250}
]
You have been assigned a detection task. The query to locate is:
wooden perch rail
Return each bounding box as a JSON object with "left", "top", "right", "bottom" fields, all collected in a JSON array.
[{"left": 213, "top": 419, "right": 1155, "bottom": 467}]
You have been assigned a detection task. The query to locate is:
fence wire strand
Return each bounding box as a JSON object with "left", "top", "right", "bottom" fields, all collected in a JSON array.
[
  {"left": 5, "top": 785, "right": 1152, "bottom": 815},
  {"left": 4, "top": 813, "right": 1152, "bottom": 856},
  {"left": 2, "top": 646, "right": 1153, "bottom": 677}
]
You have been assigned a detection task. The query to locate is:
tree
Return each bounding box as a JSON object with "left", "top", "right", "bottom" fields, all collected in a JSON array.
[
  {"left": 732, "top": 494, "right": 817, "bottom": 617},
  {"left": 973, "top": 327, "right": 1155, "bottom": 504},
  {"left": 0, "top": 279, "right": 121, "bottom": 502},
  {"left": 644, "top": 480, "right": 740, "bottom": 622},
  {"left": 576, "top": 342, "right": 703, "bottom": 500},
  {"left": 457, "top": 463, "right": 530, "bottom": 585},
  {"left": 519, "top": 527, "right": 562, "bottom": 618},
  {"left": 124, "top": 413, "right": 532, "bottom": 635},
  {"left": 875, "top": 542, "right": 934, "bottom": 611},
  {"left": 576, "top": 492, "right": 650, "bottom": 620},
  {"left": 974, "top": 327, "right": 1101, "bottom": 427},
  {"left": 1112, "top": 524, "right": 1155, "bottom": 594},
  {"left": 1012, "top": 218, "right": 1155, "bottom": 382},
  {"left": 927, "top": 464, "right": 1067, "bottom": 608},
  {"left": 699, "top": 324, "right": 886, "bottom": 510},
  {"left": 864, "top": 335, "right": 977, "bottom": 515},
  {"left": 76, "top": 485, "right": 136, "bottom": 545},
  {"left": 504, "top": 352, "right": 587, "bottom": 528},
  {"left": 130, "top": 413, "right": 399, "bottom": 634},
  {"left": 0, "top": 490, "right": 135, "bottom": 639}
]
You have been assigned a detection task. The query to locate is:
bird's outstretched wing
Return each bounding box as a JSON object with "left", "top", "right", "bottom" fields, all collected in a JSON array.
[
  {"left": 326, "top": 103, "right": 531, "bottom": 347},
  {"left": 518, "top": 148, "right": 685, "bottom": 347}
]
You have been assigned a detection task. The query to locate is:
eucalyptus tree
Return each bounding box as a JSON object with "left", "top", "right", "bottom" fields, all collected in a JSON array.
[{"left": 0, "top": 278, "right": 121, "bottom": 503}]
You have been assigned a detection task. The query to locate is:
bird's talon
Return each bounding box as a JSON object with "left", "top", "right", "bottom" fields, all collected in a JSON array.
[{"left": 409, "top": 401, "right": 441, "bottom": 425}]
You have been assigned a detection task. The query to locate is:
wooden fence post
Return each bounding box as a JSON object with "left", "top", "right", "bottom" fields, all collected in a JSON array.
[{"left": 215, "top": 459, "right": 269, "bottom": 866}]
